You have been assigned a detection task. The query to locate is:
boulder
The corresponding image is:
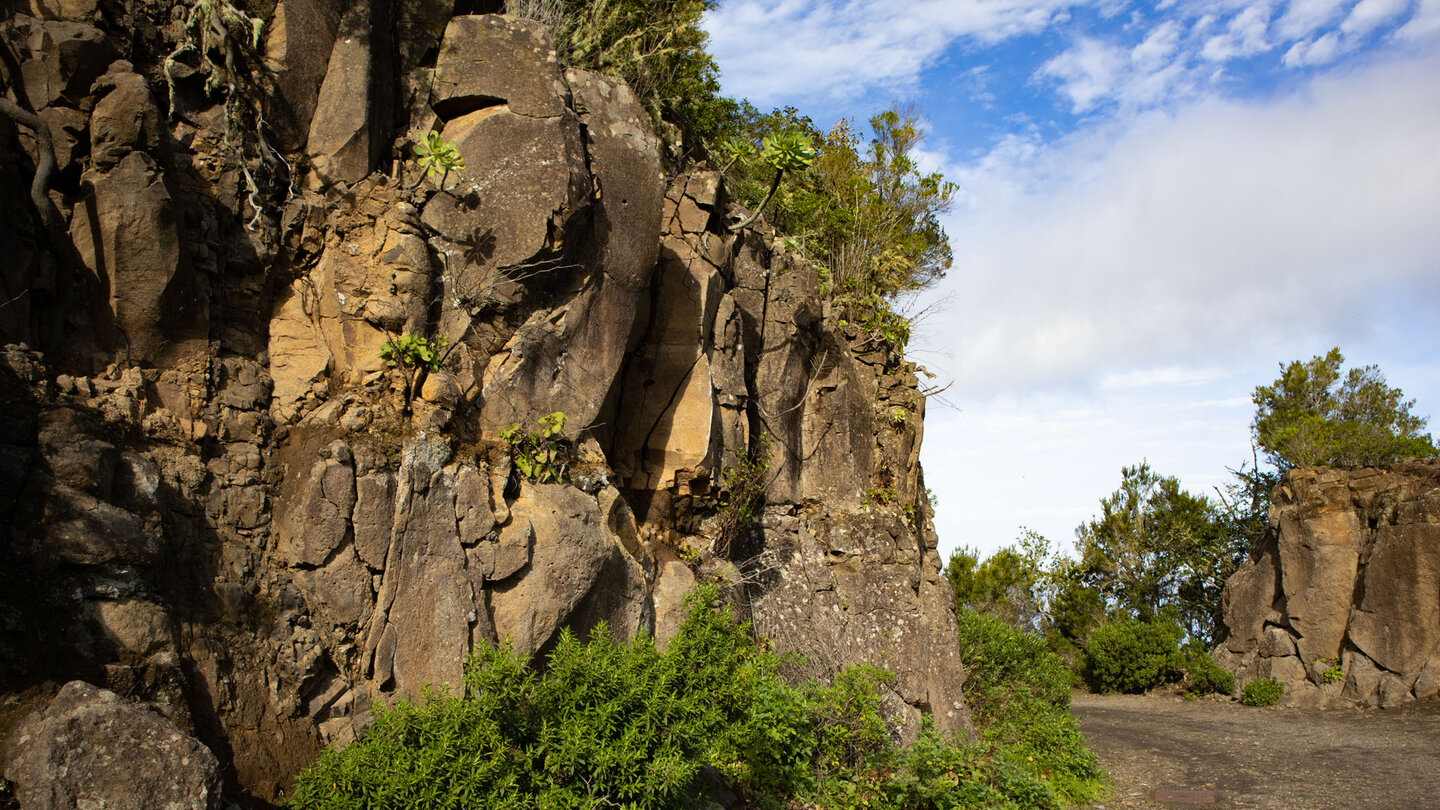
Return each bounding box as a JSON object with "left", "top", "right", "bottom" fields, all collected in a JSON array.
[
  {"left": 431, "top": 15, "right": 569, "bottom": 119},
  {"left": 89, "top": 62, "right": 161, "bottom": 170},
  {"left": 262, "top": 0, "right": 345, "bottom": 151},
  {"left": 1348, "top": 522, "right": 1440, "bottom": 675},
  {"left": 69, "top": 152, "right": 187, "bottom": 363},
  {"left": 305, "top": 0, "right": 391, "bottom": 187},
  {"left": 1274, "top": 477, "right": 1362, "bottom": 666},
  {"left": 487, "top": 483, "right": 643, "bottom": 658},
  {"left": 16, "top": 18, "right": 114, "bottom": 109},
  {"left": 5, "top": 681, "right": 222, "bottom": 810},
  {"left": 1221, "top": 541, "right": 1279, "bottom": 654},
  {"left": 22, "top": 0, "right": 99, "bottom": 20},
  {"left": 362, "top": 440, "right": 490, "bottom": 698},
  {"left": 1215, "top": 463, "right": 1440, "bottom": 707}
]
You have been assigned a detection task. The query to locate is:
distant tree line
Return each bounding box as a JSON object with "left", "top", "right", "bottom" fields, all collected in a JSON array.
[{"left": 948, "top": 349, "right": 1436, "bottom": 691}]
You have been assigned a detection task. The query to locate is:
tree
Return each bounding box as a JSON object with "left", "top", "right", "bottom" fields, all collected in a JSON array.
[
  {"left": 1252, "top": 348, "right": 1437, "bottom": 470},
  {"left": 1069, "top": 462, "right": 1237, "bottom": 645},
  {"left": 946, "top": 531, "right": 1049, "bottom": 633}
]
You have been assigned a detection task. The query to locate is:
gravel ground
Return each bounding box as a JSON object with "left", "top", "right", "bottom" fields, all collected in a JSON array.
[{"left": 1070, "top": 692, "right": 1440, "bottom": 809}]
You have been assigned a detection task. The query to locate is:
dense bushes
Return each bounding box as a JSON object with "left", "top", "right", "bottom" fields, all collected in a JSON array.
[
  {"left": 954, "top": 609, "right": 1106, "bottom": 806},
  {"left": 1180, "top": 645, "right": 1235, "bottom": 697},
  {"left": 1081, "top": 618, "right": 1184, "bottom": 694},
  {"left": 288, "top": 587, "right": 1076, "bottom": 809},
  {"left": 1241, "top": 677, "right": 1285, "bottom": 707}
]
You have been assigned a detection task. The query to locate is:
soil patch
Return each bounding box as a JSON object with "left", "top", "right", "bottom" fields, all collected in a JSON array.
[{"left": 1071, "top": 692, "right": 1440, "bottom": 809}]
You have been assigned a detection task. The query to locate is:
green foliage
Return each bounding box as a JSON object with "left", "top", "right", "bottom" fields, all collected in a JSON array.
[
  {"left": 1240, "top": 677, "right": 1284, "bottom": 707},
  {"left": 1180, "top": 646, "right": 1234, "bottom": 697},
  {"left": 509, "top": 0, "right": 732, "bottom": 154},
  {"left": 411, "top": 131, "right": 465, "bottom": 187},
  {"left": 1253, "top": 347, "right": 1437, "bottom": 470},
  {"left": 954, "top": 610, "right": 1105, "bottom": 805},
  {"left": 760, "top": 129, "right": 817, "bottom": 172},
  {"left": 727, "top": 129, "right": 817, "bottom": 231},
  {"left": 1070, "top": 462, "right": 1241, "bottom": 645},
  {"left": 499, "top": 412, "right": 570, "bottom": 483},
  {"left": 945, "top": 532, "right": 1050, "bottom": 634},
  {"left": 1081, "top": 618, "right": 1184, "bottom": 694},
  {"left": 163, "top": 0, "right": 289, "bottom": 230},
  {"left": 379, "top": 334, "right": 450, "bottom": 414},
  {"left": 380, "top": 334, "right": 447, "bottom": 373},
  {"left": 715, "top": 432, "right": 771, "bottom": 556},
  {"left": 1318, "top": 658, "right": 1344, "bottom": 685},
  {"left": 720, "top": 105, "right": 955, "bottom": 356},
  {"left": 288, "top": 586, "right": 1076, "bottom": 810}
]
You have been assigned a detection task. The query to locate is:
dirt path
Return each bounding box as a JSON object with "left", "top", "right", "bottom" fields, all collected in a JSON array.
[{"left": 1070, "top": 692, "right": 1440, "bottom": 809}]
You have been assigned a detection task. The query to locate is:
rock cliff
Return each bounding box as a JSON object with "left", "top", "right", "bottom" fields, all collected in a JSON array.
[
  {"left": 0, "top": 3, "right": 967, "bottom": 804},
  {"left": 1214, "top": 462, "right": 1440, "bottom": 708}
]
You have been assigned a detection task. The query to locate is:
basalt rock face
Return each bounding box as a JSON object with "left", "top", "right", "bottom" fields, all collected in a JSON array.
[
  {"left": 0, "top": 5, "right": 967, "bottom": 805},
  {"left": 1213, "top": 462, "right": 1440, "bottom": 708}
]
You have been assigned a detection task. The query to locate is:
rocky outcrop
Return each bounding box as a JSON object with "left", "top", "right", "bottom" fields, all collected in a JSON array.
[
  {"left": 1214, "top": 462, "right": 1440, "bottom": 708},
  {"left": 6, "top": 681, "right": 222, "bottom": 810},
  {"left": 0, "top": 5, "right": 968, "bottom": 805}
]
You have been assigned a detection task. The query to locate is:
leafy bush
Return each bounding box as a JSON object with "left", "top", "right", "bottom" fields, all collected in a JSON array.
[
  {"left": 1241, "top": 677, "right": 1284, "bottom": 707},
  {"left": 499, "top": 412, "right": 570, "bottom": 483},
  {"left": 1081, "top": 618, "right": 1184, "bottom": 694},
  {"left": 379, "top": 334, "right": 450, "bottom": 413},
  {"left": 955, "top": 609, "right": 1105, "bottom": 806},
  {"left": 289, "top": 587, "right": 1073, "bottom": 810},
  {"left": 1180, "top": 646, "right": 1235, "bottom": 696}
]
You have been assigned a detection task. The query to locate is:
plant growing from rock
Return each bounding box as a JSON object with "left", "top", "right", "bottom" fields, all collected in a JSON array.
[
  {"left": 729, "top": 131, "right": 815, "bottom": 231},
  {"left": 715, "top": 433, "right": 771, "bottom": 556},
  {"left": 499, "top": 412, "right": 570, "bottom": 484},
  {"left": 1321, "top": 658, "right": 1344, "bottom": 685},
  {"left": 407, "top": 131, "right": 465, "bottom": 190},
  {"left": 379, "top": 333, "right": 448, "bottom": 414},
  {"left": 1240, "top": 677, "right": 1284, "bottom": 707},
  {"left": 163, "top": 0, "right": 292, "bottom": 230}
]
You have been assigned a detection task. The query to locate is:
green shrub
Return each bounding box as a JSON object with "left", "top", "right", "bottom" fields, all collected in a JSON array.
[
  {"left": 1081, "top": 618, "right": 1184, "bottom": 694},
  {"left": 955, "top": 609, "right": 1105, "bottom": 806},
  {"left": 1240, "top": 677, "right": 1284, "bottom": 707},
  {"left": 498, "top": 412, "right": 570, "bottom": 483},
  {"left": 288, "top": 587, "right": 1067, "bottom": 810},
  {"left": 1181, "top": 647, "right": 1235, "bottom": 696}
]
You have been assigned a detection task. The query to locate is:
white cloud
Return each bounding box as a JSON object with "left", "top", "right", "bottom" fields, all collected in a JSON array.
[
  {"left": 1133, "top": 20, "right": 1184, "bottom": 66},
  {"left": 1283, "top": 30, "right": 1345, "bottom": 64},
  {"left": 1037, "top": 23, "right": 1201, "bottom": 114},
  {"left": 703, "top": 0, "right": 1087, "bottom": 103},
  {"left": 1275, "top": 0, "right": 1351, "bottom": 39},
  {"left": 917, "top": 53, "right": 1440, "bottom": 395},
  {"left": 1200, "top": 2, "right": 1275, "bottom": 60},
  {"left": 1396, "top": 0, "right": 1440, "bottom": 40},
  {"left": 1341, "top": 0, "right": 1411, "bottom": 35},
  {"left": 1039, "top": 38, "right": 1129, "bottom": 112}
]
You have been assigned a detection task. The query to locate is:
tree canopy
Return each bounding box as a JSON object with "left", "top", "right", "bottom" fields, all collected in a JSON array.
[{"left": 1252, "top": 348, "right": 1436, "bottom": 470}]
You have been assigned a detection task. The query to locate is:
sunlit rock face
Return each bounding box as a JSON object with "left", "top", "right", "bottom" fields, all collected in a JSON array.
[
  {"left": 1214, "top": 462, "right": 1440, "bottom": 708},
  {"left": 0, "top": 7, "right": 969, "bottom": 804}
]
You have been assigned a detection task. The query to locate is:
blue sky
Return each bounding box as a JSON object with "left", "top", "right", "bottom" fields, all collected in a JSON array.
[{"left": 702, "top": 0, "right": 1440, "bottom": 559}]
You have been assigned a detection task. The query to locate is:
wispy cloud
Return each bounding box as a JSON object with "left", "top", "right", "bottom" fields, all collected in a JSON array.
[
  {"left": 703, "top": 0, "right": 1089, "bottom": 103},
  {"left": 921, "top": 53, "right": 1440, "bottom": 394}
]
